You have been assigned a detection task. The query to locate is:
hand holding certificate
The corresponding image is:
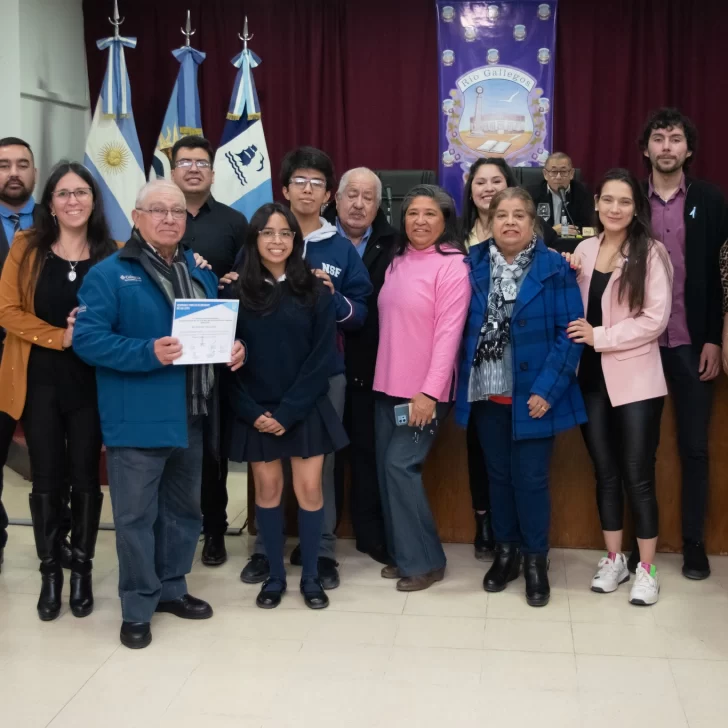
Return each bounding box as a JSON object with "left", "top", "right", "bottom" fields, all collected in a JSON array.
[{"left": 170, "top": 299, "right": 240, "bottom": 366}]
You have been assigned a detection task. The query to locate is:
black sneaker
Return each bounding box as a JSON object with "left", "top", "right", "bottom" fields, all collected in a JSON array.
[
  {"left": 682, "top": 541, "right": 710, "bottom": 580},
  {"left": 240, "top": 554, "right": 270, "bottom": 584},
  {"left": 318, "top": 557, "right": 340, "bottom": 590}
]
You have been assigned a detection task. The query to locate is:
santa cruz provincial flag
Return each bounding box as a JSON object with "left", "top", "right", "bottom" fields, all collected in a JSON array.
[
  {"left": 211, "top": 45, "right": 272, "bottom": 219},
  {"left": 84, "top": 34, "right": 146, "bottom": 241},
  {"left": 150, "top": 46, "right": 206, "bottom": 180}
]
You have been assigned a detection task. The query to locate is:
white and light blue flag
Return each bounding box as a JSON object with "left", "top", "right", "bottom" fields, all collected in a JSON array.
[
  {"left": 83, "top": 33, "right": 146, "bottom": 241},
  {"left": 150, "top": 46, "right": 206, "bottom": 180},
  {"left": 211, "top": 43, "right": 272, "bottom": 219}
]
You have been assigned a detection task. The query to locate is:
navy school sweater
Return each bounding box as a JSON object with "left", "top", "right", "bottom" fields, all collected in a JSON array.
[{"left": 234, "top": 218, "right": 373, "bottom": 375}]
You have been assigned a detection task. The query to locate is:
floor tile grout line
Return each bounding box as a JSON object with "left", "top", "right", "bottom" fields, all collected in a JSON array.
[{"left": 43, "top": 642, "right": 122, "bottom": 728}]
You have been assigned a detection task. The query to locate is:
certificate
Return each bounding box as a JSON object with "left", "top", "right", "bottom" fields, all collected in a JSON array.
[{"left": 171, "top": 299, "right": 240, "bottom": 365}]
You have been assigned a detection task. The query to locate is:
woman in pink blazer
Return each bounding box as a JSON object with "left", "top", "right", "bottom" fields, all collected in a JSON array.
[{"left": 567, "top": 169, "right": 673, "bottom": 607}]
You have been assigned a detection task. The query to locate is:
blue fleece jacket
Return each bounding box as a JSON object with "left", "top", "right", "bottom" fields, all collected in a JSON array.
[{"left": 73, "top": 239, "right": 218, "bottom": 448}]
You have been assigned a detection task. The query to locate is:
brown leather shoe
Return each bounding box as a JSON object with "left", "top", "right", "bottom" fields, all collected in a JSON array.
[
  {"left": 396, "top": 567, "right": 445, "bottom": 592},
  {"left": 381, "top": 564, "right": 400, "bottom": 579}
]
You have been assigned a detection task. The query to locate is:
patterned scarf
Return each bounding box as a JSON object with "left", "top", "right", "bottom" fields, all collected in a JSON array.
[
  {"left": 468, "top": 239, "right": 536, "bottom": 400},
  {"left": 140, "top": 236, "right": 214, "bottom": 416}
]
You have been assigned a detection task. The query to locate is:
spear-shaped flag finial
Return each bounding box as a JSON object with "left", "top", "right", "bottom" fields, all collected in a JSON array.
[
  {"left": 181, "top": 9, "right": 196, "bottom": 47},
  {"left": 109, "top": 0, "right": 124, "bottom": 39}
]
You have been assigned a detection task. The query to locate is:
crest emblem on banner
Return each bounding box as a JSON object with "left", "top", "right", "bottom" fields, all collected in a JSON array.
[{"left": 442, "top": 65, "right": 548, "bottom": 167}]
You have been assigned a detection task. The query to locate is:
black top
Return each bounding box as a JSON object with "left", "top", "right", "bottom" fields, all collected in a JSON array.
[
  {"left": 642, "top": 177, "right": 728, "bottom": 349},
  {"left": 28, "top": 252, "right": 96, "bottom": 410},
  {"left": 322, "top": 204, "right": 398, "bottom": 390},
  {"left": 579, "top": 269, "right": 612, "bottom": 393},
  {"left": 226, "top": 281, "right": 336, "bottom": 431},
  {"left": 180, "top": 195, "right": 248, "bottom": 279},
  {"left": 527, "top": 178, "right": 595, "bottom": 231}
]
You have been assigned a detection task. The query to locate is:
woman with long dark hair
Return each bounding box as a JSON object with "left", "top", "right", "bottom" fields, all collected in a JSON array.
[
  {"left": 227, "top": 202, "right": 347, "bottom": 610},
  {"left": 567, "top": 168, "right": 673, "bottom": 606},
  {"left": 0, "top": 161, "right": 116, "bottom": 620},
  {"left": 460, "top": 158, "right": 517, "bottom": 559},
  {"left": 375, "top": 185, "right": 471, "bottom": 591},
  {"left": 461, "top": 157, "right": 518, "bottom": 250}
]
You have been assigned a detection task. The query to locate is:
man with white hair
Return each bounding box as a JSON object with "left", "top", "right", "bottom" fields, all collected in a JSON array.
[
  {"left": 73, "top": 179, "right": 244, "bottom": 649},
  {"left": 324, "top": 167, "right": 398, "bottom": 565}
]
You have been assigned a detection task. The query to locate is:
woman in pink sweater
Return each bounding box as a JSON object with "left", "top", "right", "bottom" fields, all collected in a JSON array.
[{"left": 373, "top": 185, "right": 471, "bottom": 591}]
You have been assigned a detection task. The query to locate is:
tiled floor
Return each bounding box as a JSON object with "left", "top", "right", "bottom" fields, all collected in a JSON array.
[{"left": 2, "top": 468, "right": 728, "bottom": 727}]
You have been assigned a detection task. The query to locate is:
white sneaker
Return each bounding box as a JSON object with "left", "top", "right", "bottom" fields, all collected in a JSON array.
[
  {"left": 629, "top": 564, "right": 660, "bottom": 606},
  {"left": 591, "top": 553, "right": 630, "bottom": 593}
]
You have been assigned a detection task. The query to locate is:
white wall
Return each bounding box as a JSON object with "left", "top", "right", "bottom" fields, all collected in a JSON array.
[{"left": 1, "top": 0, "right": 90, "bottom": 188}]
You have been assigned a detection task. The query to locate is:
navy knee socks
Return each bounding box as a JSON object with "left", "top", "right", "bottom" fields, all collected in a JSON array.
[
  {"left": 255, "top": 504, "right": 286, "bottom": 590},
  {"left": 298, "top": 506, "right": 324, "bottom": 588}
]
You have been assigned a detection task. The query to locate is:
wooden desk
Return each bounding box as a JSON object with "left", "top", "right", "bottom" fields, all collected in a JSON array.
[{"left": 248, "top": 376, "right": 728, "bottom": 554}]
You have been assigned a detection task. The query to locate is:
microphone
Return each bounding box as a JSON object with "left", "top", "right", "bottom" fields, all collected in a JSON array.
[
  {"left": 558, "top": 186, "right": 575, "bottom": 227},
  {"left": 385, "top": 186, "right": 393, "bottom": 226}
]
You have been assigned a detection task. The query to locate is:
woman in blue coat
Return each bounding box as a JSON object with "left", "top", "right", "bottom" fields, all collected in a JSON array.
[{"left": 455, "top": 187, "right": 585, "bottom": 607}]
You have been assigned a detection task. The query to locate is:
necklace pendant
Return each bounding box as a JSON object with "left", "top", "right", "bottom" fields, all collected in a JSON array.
[{"left": 68, "top": 270, "right": 77, "bottom": 282}]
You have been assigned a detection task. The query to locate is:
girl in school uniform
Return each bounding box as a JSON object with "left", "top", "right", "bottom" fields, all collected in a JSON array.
[{"left": 227, "top": 202, "right": 348, "bottom": 610}]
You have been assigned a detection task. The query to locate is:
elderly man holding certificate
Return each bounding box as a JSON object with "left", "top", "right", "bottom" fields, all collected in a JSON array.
[{"left": 73, "top": 179, "right": 245, "bottom": 649}]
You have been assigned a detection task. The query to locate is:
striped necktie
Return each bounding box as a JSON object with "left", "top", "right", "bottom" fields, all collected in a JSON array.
[{"left": 8, "top": 214, "right": 20, "bottom": 238}]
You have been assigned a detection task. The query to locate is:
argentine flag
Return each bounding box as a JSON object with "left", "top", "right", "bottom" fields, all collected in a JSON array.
[
  {"left": 84, "top": 33, "right": 146, "bottom": 242},
  {"left": 211, "top": 43, "right": 272, "bottom": 220},
  {"left": 150, "top": 46, "right": 206, "bottom": 180}
]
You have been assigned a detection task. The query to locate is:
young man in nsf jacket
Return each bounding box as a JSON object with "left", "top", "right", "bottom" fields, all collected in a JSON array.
[
  {"left": 240, "top": 147, "right": 372, "bottom": 589},
  {"left": 639, "top": 108, "right": 728, "bottom": 581},
  {"left": 74, "top": 180, "right": 244, "bottom": 649}
]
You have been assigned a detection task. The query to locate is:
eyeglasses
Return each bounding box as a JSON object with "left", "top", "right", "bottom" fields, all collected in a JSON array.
[
  {"left": 135, "top": 207, "right": 187, "bottom": 220},
  {"left": 174, "top": 159, "right": 212, "bottom": 170},
  {"left": 259, "top": 229, "right": 294, "bottom": 241},
  {"left": 53, "top": 188, "right": 92, "bottom": 201},
  {"left": 545, "top": 169, "right": 573, "bottom": 178},
  {"left": 289, "top": 176, "right": 327, "bottom": 190}
]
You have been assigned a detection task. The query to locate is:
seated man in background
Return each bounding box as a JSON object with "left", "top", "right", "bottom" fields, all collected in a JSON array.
[
  {"left": 528, "top": 152, "right": 594, "bottom": 237},
  {"left": 323, "top": 167, "right": 397, "bottom": 565},
  {"left": 74, "top": 179, "right": 243, "bottom": 649}
]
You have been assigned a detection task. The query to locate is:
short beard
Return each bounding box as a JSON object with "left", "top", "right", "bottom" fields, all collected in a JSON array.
[
  {"left": 652, "top": 157, "right": 684, "bottom": 175},
  {"left": 0, "top": 185, "right": 32, "bottom": 207}
]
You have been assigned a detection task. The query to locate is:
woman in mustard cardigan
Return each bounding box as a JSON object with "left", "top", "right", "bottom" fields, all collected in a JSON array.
[{"left": 0, "top": 161, "right": 116, "bottom": 621}]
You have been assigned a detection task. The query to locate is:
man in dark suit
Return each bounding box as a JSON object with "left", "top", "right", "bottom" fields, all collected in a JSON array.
[
  {"left": 528, "top": 152, "right": 594, "bottom": 237},
  {"left": 325, "top": 168, "right": 397, "bottom": 565},
  {"left": 0, "top": 137, "right": 37, "bottom": 572}
]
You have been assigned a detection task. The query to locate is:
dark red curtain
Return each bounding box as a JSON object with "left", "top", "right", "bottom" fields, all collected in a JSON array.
[{"left": 82, "top": 0, "right": 728, "bottom": 193}]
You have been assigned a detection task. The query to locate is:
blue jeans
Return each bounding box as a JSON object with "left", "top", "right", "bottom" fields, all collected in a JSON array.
[
  {"left": 106, "top": 418, "right": 204, "bottom": 623},
  {"left": 374, "top": 394, "right": 449, "bottom": 577},
  {"left": 472, "top": 401, "right": 553, "bottom": 555}
]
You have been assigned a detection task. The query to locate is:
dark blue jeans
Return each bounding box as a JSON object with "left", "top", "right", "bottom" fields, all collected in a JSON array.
[
  {"left": 374, "top": 394, "right": 449, "bottom": 577},
  {"left": 106, "top": 418, "right": 204, "bottom": 623},
  {"left": 471, "top": 401, "right": 554, "bottom": 555}
]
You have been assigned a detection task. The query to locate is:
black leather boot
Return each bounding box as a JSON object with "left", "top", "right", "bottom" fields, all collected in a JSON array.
[
  {"left": 29, "top": 492, "right": 64, "bottom": 621},
  {"left": 524, "top": 553, "right": 550, "bottom": 607},
  {"left": 70, "top": 491, "right": 103, "bottom": 618},
  {"left": 59, "top": 494, "right": 73, "bottom": 570},
  {"left": 483, "top": 543, "right": 521, "bottom": 592},
  {"left": 474, "top": 511, "right": 495, "bottom": 560}
]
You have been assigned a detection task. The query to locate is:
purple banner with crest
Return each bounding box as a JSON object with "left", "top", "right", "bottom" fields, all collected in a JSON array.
[{"left": 436, "top": 1, "right": 558, "bottom": 208}]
